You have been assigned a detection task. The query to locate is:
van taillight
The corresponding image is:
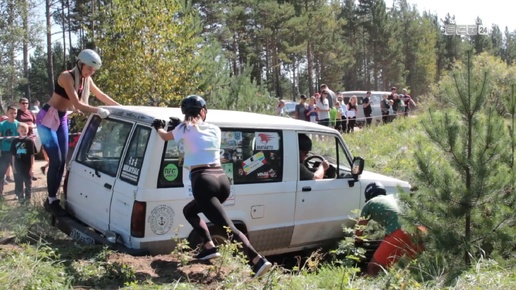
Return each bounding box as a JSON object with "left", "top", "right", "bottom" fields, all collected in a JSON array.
[{"left": 131, "top": 201, "right": 146, "bottom": 238}]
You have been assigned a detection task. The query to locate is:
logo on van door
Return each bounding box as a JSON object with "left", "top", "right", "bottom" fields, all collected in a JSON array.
[{"left": 148, "top": 205, "right": 175, "bottom": 235}]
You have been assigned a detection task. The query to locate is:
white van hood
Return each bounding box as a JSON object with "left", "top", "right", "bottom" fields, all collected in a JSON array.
[{"left": 360, "top": 170, "right": 411, "bottom": 192}]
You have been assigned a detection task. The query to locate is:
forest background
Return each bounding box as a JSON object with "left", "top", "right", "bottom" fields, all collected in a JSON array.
[{"left": 1, "top": 0, "right": 516, "bottom": 112}]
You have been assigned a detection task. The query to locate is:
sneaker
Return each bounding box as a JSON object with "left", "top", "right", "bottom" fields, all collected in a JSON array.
[
  {"left": 252, "top": 257, "right": 272, "bottom": 278},
  {"left": 44, "top": 199, "right": 68, "bottom": 217},
  {"left": 194, "top": 247, "right": 221, "bottom": 261}
]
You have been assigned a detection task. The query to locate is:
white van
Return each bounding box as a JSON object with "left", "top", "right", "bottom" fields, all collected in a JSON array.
[
  {"left": 340, "top": 91, "right": 391, "bottom": 126},
  {"left": 60, "top": 106, "right": 410, "bottom": 255}
]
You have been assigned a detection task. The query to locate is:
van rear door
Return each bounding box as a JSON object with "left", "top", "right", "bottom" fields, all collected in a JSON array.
[{"left": 67, "top": 116, "right": 133, "bottom": 234}]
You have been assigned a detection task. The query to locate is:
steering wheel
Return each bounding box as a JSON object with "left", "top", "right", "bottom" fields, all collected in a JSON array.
[
  {"left": 303, "top": 155, "right": 325, "bottom": 170},
  {"left": 303, "top": 155, "right": 336, "bottom": 178}
]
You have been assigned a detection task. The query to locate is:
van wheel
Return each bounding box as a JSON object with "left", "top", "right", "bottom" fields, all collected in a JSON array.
[{"left": 187, "top": 226, "right": 229, "bottom": 249}]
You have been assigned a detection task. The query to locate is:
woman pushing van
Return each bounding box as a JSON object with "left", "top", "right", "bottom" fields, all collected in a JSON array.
[
  {"left": 151, "top": 95, "right": 272, "bottom": 278},
  {"left": 37, "top": 49, "right": 120, "bottom": 216}
]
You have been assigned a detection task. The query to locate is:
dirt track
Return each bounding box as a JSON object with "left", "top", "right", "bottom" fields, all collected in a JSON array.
[{"left": 1, "top": 159, "right": 50, "bottom": 204}]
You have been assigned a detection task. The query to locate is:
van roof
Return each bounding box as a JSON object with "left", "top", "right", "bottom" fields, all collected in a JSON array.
[{"left": 104, "top": 105, "right": 338, "bottom": 133}]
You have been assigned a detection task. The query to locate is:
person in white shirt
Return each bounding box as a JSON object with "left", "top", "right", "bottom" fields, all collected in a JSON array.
[
  {"left": 152, "top": 95, "right": 272, "bottom": 278},
  {"left": 316, "top": 90, "right": 331, "bottom": 127}
]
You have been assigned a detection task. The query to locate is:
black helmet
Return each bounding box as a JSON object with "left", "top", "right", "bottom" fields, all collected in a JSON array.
[
  {"left": 298, "top": 134, "right": 312, "bottom": 151},
  {"left": 365, "top": 182, "right": 386, "bottom": 202},
  {"left": 181, "top": 95, "right": 207, "bottom": 115}
]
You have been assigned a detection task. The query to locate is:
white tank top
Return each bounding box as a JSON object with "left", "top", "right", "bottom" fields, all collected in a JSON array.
[{"left": 172, "top": 122, "right": 221, "bottom": 168}]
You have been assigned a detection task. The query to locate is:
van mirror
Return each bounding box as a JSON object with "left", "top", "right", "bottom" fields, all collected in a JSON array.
[{"left": 351, "top": 157, "right": 364, "bottom": 179}]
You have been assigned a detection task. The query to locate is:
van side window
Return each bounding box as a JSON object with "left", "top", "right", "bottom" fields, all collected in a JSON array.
[
  {"left": 157, "top": 140, "right": 184, "bottom": 188},
  {"left": 120, "top": 126, "right": 150, "bottom": 185},
  {"left": 76, "top": 116, "right": 133, "bottom": 177},
  {"left": 304, "top": 132, "right": 351, "bottom": 179},
  {"left": 222, "top": 129, "right": 283, "bottom": 184}
]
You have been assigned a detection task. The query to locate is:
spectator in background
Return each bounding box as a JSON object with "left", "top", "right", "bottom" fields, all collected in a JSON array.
[
  {"left": 392, "top": 94, "right": 405, "bottom": 118},
  {"left": 400, "top": 88, "right": 416, "bottom": 116},
  {"left": 31, "top": 99, "right": 40, "bottom": 113},
  {"left": 346, "top": 95, "right": 358, "bottom": 133},
  {"left": 363, "top": 91, "right": 373, "bottom": 127},
  {"left": 277, "top": 99, "right": 286, "bottom": 116},
  {"left": 320, "top": 84, "right": 336, "bottom": 108},
  {"left": 306, "top": 96, "right": 318, "bottom": 123},
  {"left": 389, "top": 86, "right": 397, "bottom": 101},
  {"left": 16, "top": 98, "right": 36, "bottom": 135},
  {"left": 0, "top": 105, "right": 19, "bottom": 196},
  {"left": 316, "top": 90, "right": 330, "bottom": 127},
  {"left": 16, "top": 98, "right": 38, "bottom": 181},
  {"left": 381, "top": 94, "right": 391, "bottom": 124},
  {"left": 11, "top": 122, "right": 36, "bottom": 202},
  {"left": 294, "top": 95, "right": 308, "bottom": 121}
]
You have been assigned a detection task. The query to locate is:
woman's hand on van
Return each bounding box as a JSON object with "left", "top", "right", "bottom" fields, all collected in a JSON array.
[
  {"left": 168, "top": 117, "right": 181, "bottom": 130},
  {"left": 151, "top": 119, "right": 166, "bottom": 130}
]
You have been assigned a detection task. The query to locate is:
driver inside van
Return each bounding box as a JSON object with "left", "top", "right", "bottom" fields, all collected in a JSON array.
[{"left": 298, "top": 134, "right": 329, "bottom": 180}]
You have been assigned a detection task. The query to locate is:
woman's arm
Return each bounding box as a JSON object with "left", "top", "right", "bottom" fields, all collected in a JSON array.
[
  {"left": 156, "top": 128, "right": 174, "bottom": 141},
  {"left": 90, "top": 80, "right": 120, "bottom": 105}
]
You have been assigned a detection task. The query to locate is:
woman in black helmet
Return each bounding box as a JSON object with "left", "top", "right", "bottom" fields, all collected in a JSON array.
[{"left": 152, "top": 95, "right": 272, "bottom": 278}]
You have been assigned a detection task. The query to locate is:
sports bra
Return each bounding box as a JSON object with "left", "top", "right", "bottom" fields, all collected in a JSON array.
[{"left": 54, "top": 71, "right": 83, "bottom": 100}]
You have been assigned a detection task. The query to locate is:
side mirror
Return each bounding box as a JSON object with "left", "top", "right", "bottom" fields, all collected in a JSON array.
[{"left": 351, "top": 157, "right": 365, "bottom": 179}]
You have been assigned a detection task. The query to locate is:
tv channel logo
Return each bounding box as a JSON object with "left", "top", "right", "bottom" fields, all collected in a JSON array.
[{"left": 444, "top": 24, "right": 488, "bottom": 36}]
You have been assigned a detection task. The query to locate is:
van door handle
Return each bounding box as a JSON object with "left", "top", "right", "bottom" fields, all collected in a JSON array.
[
  {"left": 104, "top": 183, "right": 112, "bottom": 190},
  {"left": 302, "top": 186, "right": 311, "bottom": 192}
]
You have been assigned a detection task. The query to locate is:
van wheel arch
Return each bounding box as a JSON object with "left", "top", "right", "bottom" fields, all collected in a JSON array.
[{"left": 187, "top": 221, "right": 248, "bottom": 249}]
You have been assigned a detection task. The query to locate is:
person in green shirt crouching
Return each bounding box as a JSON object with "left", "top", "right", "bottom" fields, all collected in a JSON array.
[{"left": 355, "top": 182, "right": 426, "bottom": 276}]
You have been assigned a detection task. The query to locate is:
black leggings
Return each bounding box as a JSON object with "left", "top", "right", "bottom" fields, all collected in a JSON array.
[{"left": 183, "top": 166, "right": 259, "bottom": 261}]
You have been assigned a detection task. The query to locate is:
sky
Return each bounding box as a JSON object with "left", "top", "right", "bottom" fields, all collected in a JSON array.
[{"left": 408, "top": 0, "right": 515, "bottom": 32}]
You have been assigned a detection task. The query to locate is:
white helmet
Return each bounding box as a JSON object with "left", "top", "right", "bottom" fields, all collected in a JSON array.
[{"left": 78, "top": 49, "right": 102, "bottom": 69}]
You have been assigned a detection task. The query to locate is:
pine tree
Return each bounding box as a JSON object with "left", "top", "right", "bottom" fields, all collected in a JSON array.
[{"left": 401, "top": 50, "right": 515, "bottom": 272}]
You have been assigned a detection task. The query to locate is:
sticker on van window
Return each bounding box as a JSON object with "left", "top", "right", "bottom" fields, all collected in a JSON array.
[
  {"left": 121, "top": 157, "right": 140, "bottom": 183},
  {"left": 255, "top": 132, "right": 279, "bottom": 150},
  {"left": 148, "top": 205, "right": 175, "bottom": 235},
  {"left": 242, "top": 151, "right": 267, "bottom": 175},
  {"left": 163, "top": 163, "right": 179, "bottom": 181},
  {"left": 222, "top": 163, "right": 234, "bottom": 185}
]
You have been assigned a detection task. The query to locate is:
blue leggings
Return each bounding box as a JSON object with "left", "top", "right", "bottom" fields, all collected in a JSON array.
[{"left": 36, "top": 105, "right": 68, "bottom": 198}]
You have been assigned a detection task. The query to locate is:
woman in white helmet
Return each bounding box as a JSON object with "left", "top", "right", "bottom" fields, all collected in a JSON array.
[{"left": 36, "top": 48, "right": 120, "bottom": 216}]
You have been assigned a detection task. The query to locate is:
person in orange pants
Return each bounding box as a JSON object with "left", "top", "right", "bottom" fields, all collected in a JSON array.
[{"left": 355, "top": 182, "right": 426, "bottom": 276}]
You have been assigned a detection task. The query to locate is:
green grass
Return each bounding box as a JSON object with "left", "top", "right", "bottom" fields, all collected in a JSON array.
[{"left": 0, "top": 115, "right": 514, "bottom": 289}]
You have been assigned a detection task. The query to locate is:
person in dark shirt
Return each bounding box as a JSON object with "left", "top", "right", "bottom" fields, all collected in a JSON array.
[
  {"left": 298, "top": 134, "right": 329, "bottom": 180},
  {"left": 363, "top": 91, "right": 373, "bottom": 126},
  {"left": 10, "top": 123, "right": 36, "bottom": 201}
]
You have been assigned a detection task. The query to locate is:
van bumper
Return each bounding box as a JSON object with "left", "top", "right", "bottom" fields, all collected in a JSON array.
[{"left": 53, "top": 215, "right": 150, "bottom": 256}]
